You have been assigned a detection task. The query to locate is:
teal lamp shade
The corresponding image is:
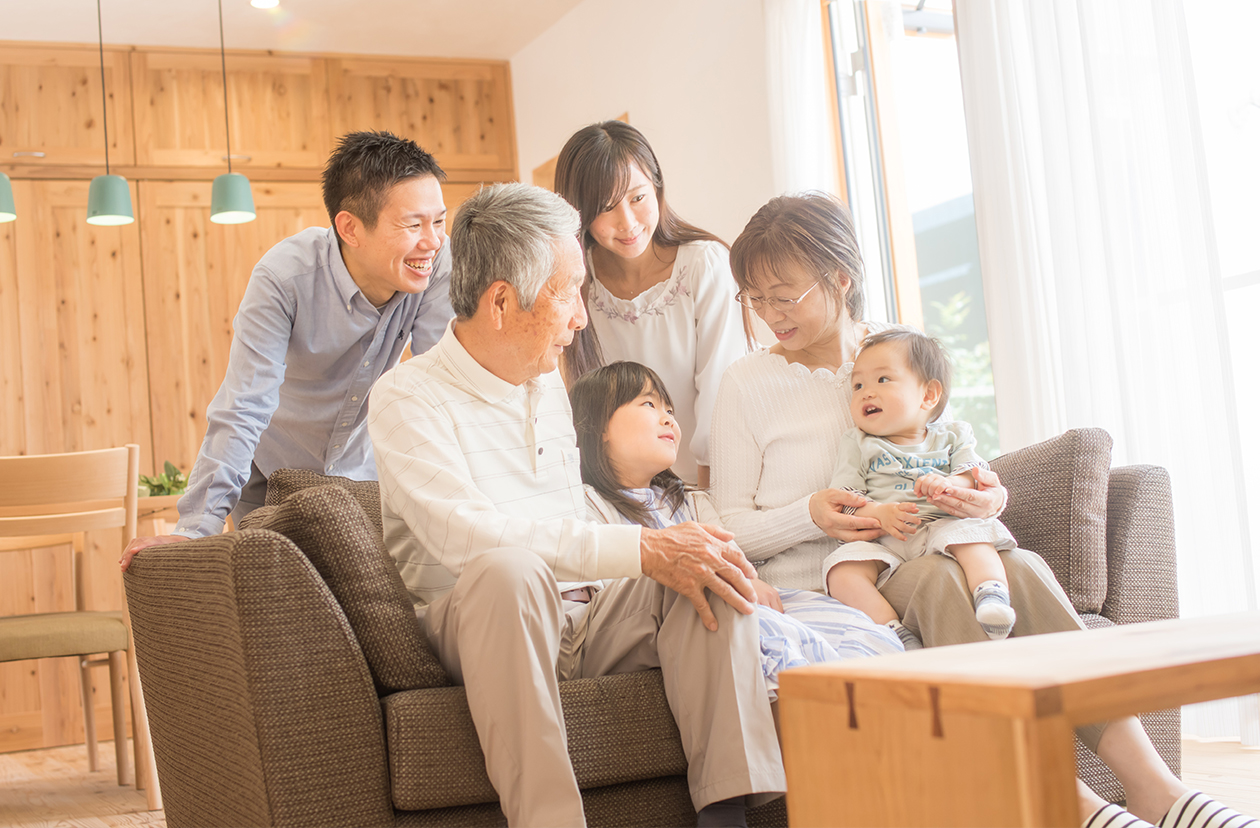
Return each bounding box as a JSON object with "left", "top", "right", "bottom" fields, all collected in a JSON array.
[
  {"left": 0, "top": 172, "right": 16, "bottom": 223},
  {"left": 86, "top": 174, "right": 134, "bottom": 226},
  {"left": 210, "top": 173, "right": 256, "bottom": 224}
]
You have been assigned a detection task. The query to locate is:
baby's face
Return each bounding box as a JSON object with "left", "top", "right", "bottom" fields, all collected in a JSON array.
[{"left": 849, "top": 341, "right": 937, "bottom": 442}]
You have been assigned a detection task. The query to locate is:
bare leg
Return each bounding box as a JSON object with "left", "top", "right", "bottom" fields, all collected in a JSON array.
[
  {"left": 826, "top": 560, "right": 895, "bottom": 624},
  {"left": 1096, "top": 716, "right": 1187, "bottom": 823},
  {"left": 1078, "top": 779, "right": 1111, "bottom": 825},
  {"left": 947, "top": 542, "right": 1007, "bottom": 591}
]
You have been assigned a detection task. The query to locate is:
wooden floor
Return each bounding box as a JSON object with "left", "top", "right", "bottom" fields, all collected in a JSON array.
[
  {"left": 0, "top": 738, "right": 1256, "bottom": 826},
  {"left": 0, "top": 740, "right": 163, "bottom": 828}
]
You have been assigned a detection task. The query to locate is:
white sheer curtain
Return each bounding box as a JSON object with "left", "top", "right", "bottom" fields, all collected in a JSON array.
[
  {"left": 954, "top": 0, "right": 1256, "bottom": 738},
  {"left": 763, "top": 0, "right": 837, "bottom": 195}
]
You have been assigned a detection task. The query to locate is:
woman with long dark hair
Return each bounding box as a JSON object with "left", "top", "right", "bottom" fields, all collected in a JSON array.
[{"left": 555, "top": 121, "right": 752, "bottom": 487}]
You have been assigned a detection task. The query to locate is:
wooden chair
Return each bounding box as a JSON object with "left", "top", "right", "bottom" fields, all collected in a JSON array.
[{"left": 0, "top": 444, "right": 161, "bottom": 810}]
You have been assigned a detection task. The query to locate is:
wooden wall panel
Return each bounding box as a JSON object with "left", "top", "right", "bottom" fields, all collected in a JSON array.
[
  {"left": 131, "top": 50, "right": 332, "bottom": 170},
  {"left": 0, "top": 44, "right": 135, "bottom": 167},
  {"left": 327, "top": 58, "right": 516, "bottom": 176},
  {"left": 140, "top": 180, "right": 327, "bottom": 474},
  {"left": 10, "top": 180, "right": 152, "bottom": 458},
  {"left": 0, "top": 179, "right": 149, "bottom": 753}
]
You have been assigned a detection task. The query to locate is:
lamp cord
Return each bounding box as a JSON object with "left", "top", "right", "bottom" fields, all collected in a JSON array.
[
  {"left": 96, "top": 0, "right": 109, "bottom": 175},
  {"left": 218, "top": 0, "right": 232, "bottom": 175}
]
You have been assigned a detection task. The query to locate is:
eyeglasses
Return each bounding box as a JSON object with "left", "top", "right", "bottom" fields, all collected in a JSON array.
[{"left": 735, "top": 281, "right": 820, "bottom": 312}]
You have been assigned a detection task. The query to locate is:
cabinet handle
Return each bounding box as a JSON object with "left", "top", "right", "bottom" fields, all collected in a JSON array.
[
  {"left": 12, "top": 151, "right": 46, "bottom": 158},
  {"left": 222, "top": 154, "right": 252, "bottom": 162}
]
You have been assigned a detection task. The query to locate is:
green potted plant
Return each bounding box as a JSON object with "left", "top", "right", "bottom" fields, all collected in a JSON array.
[{"left": 138, "top": 461, "right": 188, "bottom": 498}]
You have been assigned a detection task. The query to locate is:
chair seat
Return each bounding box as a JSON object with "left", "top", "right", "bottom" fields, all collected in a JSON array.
[{"left": 0, "top": 610, "right": 129, "bottom": 661}]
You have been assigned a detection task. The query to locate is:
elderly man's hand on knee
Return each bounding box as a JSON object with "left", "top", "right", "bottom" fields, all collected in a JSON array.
[{"left": 640, "top": 522, "right": 758, "bottom": 631}]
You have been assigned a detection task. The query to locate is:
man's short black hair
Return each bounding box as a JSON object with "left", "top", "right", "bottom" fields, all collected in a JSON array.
[{"left": 322, "top": 131, "right": 446, "bottom": 234}]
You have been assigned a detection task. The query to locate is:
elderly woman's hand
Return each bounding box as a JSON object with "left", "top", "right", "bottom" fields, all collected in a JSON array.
[
  {"left": 924, "top": 467, "right": 1007, "bottom": 520},
  {"left": 809, "top": 489, "right": 883, "bottom": 542}
]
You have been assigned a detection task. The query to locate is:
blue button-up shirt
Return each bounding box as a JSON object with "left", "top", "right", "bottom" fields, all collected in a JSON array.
[{"left": 174, "top": 225, "right": 454, "bottom": 538}]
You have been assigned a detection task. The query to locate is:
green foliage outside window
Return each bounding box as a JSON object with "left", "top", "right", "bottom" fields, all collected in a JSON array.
[{"left": 925, "top": 291, "right": 1000, "bottom": 460}]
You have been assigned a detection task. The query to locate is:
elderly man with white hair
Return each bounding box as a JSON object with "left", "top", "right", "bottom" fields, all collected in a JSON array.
[{"left": 367, "top": 182, "right": 784, "bottom": 828}]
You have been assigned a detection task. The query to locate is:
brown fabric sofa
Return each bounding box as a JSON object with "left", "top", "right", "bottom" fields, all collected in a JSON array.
[{"left": 124, "top": 427, "right": 1177, "bottom": 827}]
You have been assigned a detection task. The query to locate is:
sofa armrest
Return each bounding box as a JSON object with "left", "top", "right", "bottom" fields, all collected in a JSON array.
[
  {"left": 125, "top": 529, "right": 394, "bottom": 828},
  {"left": 1101, "top": 465, "right": 1179, "bottom": 626}
]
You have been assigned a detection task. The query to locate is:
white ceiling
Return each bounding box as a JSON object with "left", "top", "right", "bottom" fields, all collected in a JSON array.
[{"left": 2, "top": 0, "right": 588, "bottom": 60}]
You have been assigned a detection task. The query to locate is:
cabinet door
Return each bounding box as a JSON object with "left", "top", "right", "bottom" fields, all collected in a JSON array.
[
  {"left": 131, "top": 50, "right": 332, "bottom": 170},
  {"left": 0, "top": 178, "right": 150, "bottom": 752},
  {"left": 0, "top": 44, "right": 135, "bottom": 167},
  {"left": 138, "top": 180, "right": 327, "bottom": 475},
  {"left": 327, "top": 58, "right": 516, "bottom": 177}
]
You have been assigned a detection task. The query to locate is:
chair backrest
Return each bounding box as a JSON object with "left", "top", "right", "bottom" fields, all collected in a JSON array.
[{"left": 0, "top": 445, "right": 140, "bottom": 543}]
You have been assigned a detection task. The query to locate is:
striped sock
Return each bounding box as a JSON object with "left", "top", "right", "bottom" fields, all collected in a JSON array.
[
  {"left": 1084, "top": 802, "right": 1155, "bottom": 828},
  {"left": 1159, "top": 791, "right": 1257, "bottom": 828},
  {"left": 886, "top": 619, "right": 923, "bottom": 650}
]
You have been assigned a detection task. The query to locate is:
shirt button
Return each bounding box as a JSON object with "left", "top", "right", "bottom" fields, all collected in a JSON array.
[
  {"left": 352, "top": 396, "right": 358, "bottom": 401},
  {"left": 346, "top": 303, "right": 351, "bottom": 311},
  {"left": 364, "top": 361, "right": 370, "bottom": 367},
  {"left": 538, "top": 448, "right": 544, "bottom": 455},
  {"left": 334, "top": 444, "right": 341, "bottom": 449},
  {"left": 341, "top": 422, "right": 348, "bottom": 427}
]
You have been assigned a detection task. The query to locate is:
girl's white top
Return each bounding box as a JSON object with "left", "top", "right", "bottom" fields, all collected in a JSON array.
[
  {"left": 710, "top": 321, "right": 900, "bottom": 591},
  {"left": 587, "top": 240, "right": 747, "bottom": 484}
]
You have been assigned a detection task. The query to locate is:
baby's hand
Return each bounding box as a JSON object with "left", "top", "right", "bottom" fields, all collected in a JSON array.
[
  {"left": 869, "top": 502, "right": 921, "bottom": 541},
  {"left": 914, "top": 474, "right": 950, "bottom": 500}
]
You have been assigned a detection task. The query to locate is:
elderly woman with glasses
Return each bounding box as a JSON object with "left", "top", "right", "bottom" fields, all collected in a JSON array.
[{"left": 710, "top": 191, "right": 1229, "bottom": 828}]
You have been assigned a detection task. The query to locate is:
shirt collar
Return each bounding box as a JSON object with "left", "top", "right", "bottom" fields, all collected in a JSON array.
[
  {"left": 324, "top": 227, "right": 362, "bottom": 309},
  {"left": 436, "top": 320, "right": 550, "bottom": 404}
]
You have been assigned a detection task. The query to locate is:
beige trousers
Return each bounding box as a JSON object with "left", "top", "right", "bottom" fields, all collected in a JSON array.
[
  {"left": 423, "top": 548, "right": 785, "bottom": 828},
  {"left": 879, "top": 546, "right": 1106, "bottom": 751}
]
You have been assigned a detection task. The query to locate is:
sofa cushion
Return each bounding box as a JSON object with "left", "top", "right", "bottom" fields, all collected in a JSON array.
[
  {"left": 264, "top": 468, "right": 384, "bottom": 538},
  {"left": 240, "top": 486, "right": 449, "bottom": 692},
  {"left": 990, "top": 428, "right": 1111, "bottom": 614},
  {"left": 384, "top": 670, "right": 687, "bottom": 811}
]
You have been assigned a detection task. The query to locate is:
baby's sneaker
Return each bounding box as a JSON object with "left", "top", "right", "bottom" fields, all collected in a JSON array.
[
  {"left": 885, "top": 619, "right": 923, "bottom": 650},
  {"left": 973, "top": 580, "right": 1016, "bottom": 640}
]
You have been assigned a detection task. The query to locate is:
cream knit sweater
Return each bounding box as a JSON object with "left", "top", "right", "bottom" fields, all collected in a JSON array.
[{"left": 710, "top": 322, "right": 898, "bottom": 591}]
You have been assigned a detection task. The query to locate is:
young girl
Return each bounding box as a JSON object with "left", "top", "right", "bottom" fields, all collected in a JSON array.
[
  {"left": 822, "top": 328, "right": 1019, "bottom": 650},
  {"left": 555, "top": 121, "right": 752, "bottom": 487},
  {"left": 570, "top": 360, "right": 903, "bottom": 700}
]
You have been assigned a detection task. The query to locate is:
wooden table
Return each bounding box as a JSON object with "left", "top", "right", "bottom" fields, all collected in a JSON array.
[{"left": 779, "top": 612, "right": 1260, "bottom": 827}]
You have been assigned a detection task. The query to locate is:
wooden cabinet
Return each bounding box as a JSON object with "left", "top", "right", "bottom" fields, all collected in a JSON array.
[
  {"left": 139, "top": 180, "right": 327, "bottom": 475},
  {"left": 131, "top": 49, "right": 332, "bottom": 171},
  {"left": 0, "top": 44, "right": 135, "bottom": 167},
  {"left": 0, "top": 179, "right": 152, "bottom": 460},
  {"left": 327, "top": 57, "right": 516, "bottom": 176},
  {"left": 0, "top": 178, "right": 150, "bottom": 751}
]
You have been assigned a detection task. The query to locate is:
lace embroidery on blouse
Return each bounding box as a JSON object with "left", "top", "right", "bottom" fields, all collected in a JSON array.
[{"left": 588, "top": 259, "right": 692, "bottom": 324}]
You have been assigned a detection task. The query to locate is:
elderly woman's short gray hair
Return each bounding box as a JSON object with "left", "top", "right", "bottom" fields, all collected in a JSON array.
[{"left": 449, "top": 183, "right": 581, "bottom": 319}]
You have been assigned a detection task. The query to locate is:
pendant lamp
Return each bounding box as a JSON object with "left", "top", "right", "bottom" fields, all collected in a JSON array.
[
  {"left": 86, "top": 0, "right": 134, "bottom": 226},
  {"left": 210, "top": 0, "right": 256, "bottom": 225},
  {"left": 0, "top": 173, "right": 15, "bottom": 223}
]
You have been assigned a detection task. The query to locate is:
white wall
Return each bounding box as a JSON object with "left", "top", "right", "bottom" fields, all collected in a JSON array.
[{"left": 510, "top": 0, "right": 775, "bottom": 245}]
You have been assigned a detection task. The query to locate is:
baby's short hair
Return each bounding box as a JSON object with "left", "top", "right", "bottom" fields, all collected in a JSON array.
[{"left": 859, "top": 328, "right": 952, "bottom": 421}]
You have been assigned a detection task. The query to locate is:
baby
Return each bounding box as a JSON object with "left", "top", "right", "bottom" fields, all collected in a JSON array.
[{"left": 823, "top": 328, "right": 1018, "bottom": 650}]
